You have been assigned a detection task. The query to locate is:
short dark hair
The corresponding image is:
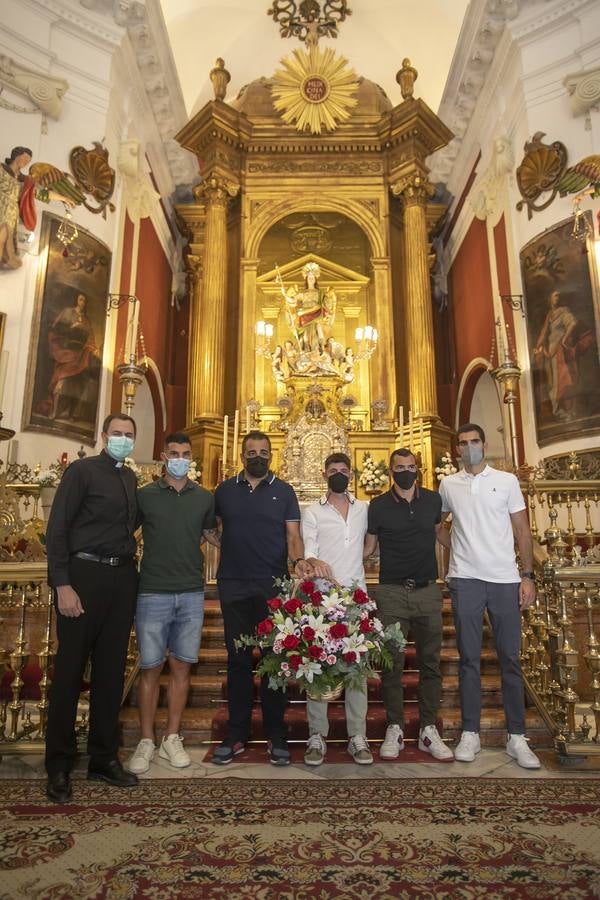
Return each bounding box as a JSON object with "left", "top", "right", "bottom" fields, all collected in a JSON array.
[
  {"left": 5, "top": 146, "right": 32, "bottom": 165},
  {"left": 457, "top": 422, "right": 486, "bottom": 443},
  {"left": 164, "top": 431, "right": 191, "bottom": 447},
  {"left": 324, "top": 452, "right": 351, "bottom": 470},
  {"left": 390, "top": 447, "right": 416, "bottom": 468},
  {"left": 242, "top": 430, "right": 271, "bottom": 453},
  {"left": 102, "top": 413, "right": 137, "bottom": 436}
]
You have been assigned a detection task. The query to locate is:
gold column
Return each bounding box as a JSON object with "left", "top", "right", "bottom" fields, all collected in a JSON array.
[
  {"left": 394, "top": 175, "right": 439, "bottom": 420},
  {"left": 370, "top": 257, "right": 397, "bottom": 421},
  {"left": 238, "top": 257, "right": 260, "bottom": 409},
  {"left": 192, "top": 175, "right": 239, "bottom": 420},
  {"left": 186, "top": 255, "right": 203, "bottom": 425}
]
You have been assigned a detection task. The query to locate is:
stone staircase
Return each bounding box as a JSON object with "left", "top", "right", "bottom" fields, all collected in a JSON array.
[{"left": 120, "top": 591, "right": 553, "bottom": 749}]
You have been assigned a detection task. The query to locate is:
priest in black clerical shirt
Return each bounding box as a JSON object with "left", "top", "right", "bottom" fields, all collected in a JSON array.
[{"left": 44, "top": 413, "right": 140, "bottom": 803}]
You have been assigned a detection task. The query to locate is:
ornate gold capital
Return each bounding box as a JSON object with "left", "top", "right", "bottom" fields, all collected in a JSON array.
[
  {"left": 186, "top": 254, "right": 203, "bottom": 287},
  {"left": 194, "top": 175, "right": 240, "bottom": 208},
  {"left": 390, "top": 174, "right": 435, "bottom": 207}
]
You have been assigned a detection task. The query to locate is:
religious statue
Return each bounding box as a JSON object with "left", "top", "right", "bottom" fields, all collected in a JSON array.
[
  {"left": 0, "top": 146, "right": 83, "bottom": 269},
  {"left": 281, "top": 261, "right": 336, "bottom": 354}
]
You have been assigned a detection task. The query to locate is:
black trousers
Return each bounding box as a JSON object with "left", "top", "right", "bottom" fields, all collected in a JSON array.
[
  {"left": 45, "top": 557, "right": 137, "bottom": 776},
  {"left": 218, "top": 578, "right": 288, "bottom": 743}
]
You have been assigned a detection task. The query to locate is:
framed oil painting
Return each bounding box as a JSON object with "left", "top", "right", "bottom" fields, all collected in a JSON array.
[
  {"left": 22, "top": 212, "right": 110, "bottom": 443},
  {"left": 521, "top": 213, "right": 600, "bottom": 447}
]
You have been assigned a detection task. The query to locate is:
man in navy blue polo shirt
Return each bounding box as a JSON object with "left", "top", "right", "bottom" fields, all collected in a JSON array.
[{"left": 213, "top": 431, "right": 308, "bottom": 765}]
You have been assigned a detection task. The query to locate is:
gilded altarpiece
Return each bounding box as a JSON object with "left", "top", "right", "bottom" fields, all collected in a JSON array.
[{"left": 175, "top": 62, "right": 455, "bottom": 492}]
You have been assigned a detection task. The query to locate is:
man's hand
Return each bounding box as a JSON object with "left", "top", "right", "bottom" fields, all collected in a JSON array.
[
  {"left": 305, "top": 557, "right": 334, "bottom": 579},
  {"left": 294, "top": 559, "right": 312, "bottom": 578},
  {"left": 56, "top": 585, "right": 84, "bottom": 617},
  {"left": 519, "top": 577, "right": 536, "bottom": 610}
]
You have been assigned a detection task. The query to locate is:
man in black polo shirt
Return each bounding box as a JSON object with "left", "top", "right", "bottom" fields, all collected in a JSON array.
[
  {"left": 365, "top": 447, "right": 453, "bottom": 761},
  {"left": 45, "top": 413, "right": 140, "bottom": 803},
  {"left": 127, "top": 431, "right": 219, "bottom": 776},
  {"left": 213, "top": 431, "right": 308, "bottom": 765}
]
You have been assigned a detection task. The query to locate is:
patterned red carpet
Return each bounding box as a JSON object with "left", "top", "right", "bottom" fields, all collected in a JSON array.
[{"left": 2, "top": 777, "right": 600, "bottom": 898}]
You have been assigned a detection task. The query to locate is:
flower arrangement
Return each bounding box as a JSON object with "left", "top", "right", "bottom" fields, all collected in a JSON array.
[
  {"left": 434, "top": 451, "right": 458, "bottom": 481},
  {"left": 124, "top": 457, "right": 143, "bottom": 483},
  {"left": 358, "top": 451, "right": 389, "bottom": 491},
  {"left": 236, "top": 578, "right": 405, "bottom": 697},
  {"left": 34, "top": 459, "right": 68, "bottom": 487},
  {"left": 188, "top": 459, "right": 202, "bottom": 483}
]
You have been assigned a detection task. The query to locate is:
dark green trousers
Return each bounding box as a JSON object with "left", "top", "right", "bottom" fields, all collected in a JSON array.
[{"left": 375, "top": 582, "right": 444, "bottom": 729}]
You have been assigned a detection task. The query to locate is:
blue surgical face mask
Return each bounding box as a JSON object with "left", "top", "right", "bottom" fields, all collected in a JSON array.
[
  {"left": 166, "top": 457, "right": 191, "bottom": 479},
  {"left": 106, "top": 435, "right": 135, "bottom": 461}
]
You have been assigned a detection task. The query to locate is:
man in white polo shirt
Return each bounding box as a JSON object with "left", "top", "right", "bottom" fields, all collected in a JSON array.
[
  {"left": 301, "top": 452, "right": 372, "bottom": 766},
  {"left": 438, "top": 423, "right": 540, "bottom": 769}
]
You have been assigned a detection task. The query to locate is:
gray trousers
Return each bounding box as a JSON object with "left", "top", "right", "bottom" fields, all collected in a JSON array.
[
  {"left": 306, "top": 681, "right": 368, "bottom": 738},
  {"left": 448, "top": 578, "right": 526, "bottom": 734}
]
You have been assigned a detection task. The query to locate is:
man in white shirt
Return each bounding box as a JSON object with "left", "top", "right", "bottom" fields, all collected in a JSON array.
[
  {"left": 301, "top": 452, "right": 373, "bottom": 766},
  {"left": 438, "top": 423, "right": 540, "bottom": 769}
]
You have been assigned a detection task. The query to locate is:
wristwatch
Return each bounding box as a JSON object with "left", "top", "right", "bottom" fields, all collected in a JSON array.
[
  {"left": 292, "top": 557, "right": 305, "bottom": 567},
  {"left": 521, "top": 571, "right": 535, "bottom": 580}
]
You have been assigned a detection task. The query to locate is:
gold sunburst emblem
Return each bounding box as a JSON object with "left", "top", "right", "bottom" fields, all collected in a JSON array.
[{"left": 271, "top": 45, "right": 358, "bottom": 134}]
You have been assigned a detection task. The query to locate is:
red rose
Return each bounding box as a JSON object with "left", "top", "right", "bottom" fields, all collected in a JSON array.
[
  {"left": 353, "top": 589, "right": 369, "bottom": 605},
  {"left": 267, "top": 598, "right": 282, "bottom": 610},
  {"left": 288, "top": 654, "right": 302, "bottom": 671},
  {"left": 310, "top": 591, "right": 323, "bottom": 605},
  {"left": 359, "top": 618, "right": 372, "bottom": 634},
  {"left": 330, "top": 622, "right": 348, "bottom": 639},
  {"left": 283, "top": 598, "right": 303, "bottom": 615},
  {"left": 257, "top": 618, "right": 274, "bottom": 636},
  {"left": 343, "top": 651, "right": 357, "bottom": 664},
  {"left": 302, "top": 626, "right": 316, "bottom": 641},
  {"left": 283, "top": 634, "right": 300, "bottom": 650},
  {"left": 300, "top": 580, "right": 315, "bottom": 594},
  {"left": 308, "top": 645, "right": 322, "bottom": 659}
]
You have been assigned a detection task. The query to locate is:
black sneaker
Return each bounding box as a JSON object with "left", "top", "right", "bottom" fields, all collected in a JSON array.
[
  {"left": 268, "top": 738, "right": 291, "bottom": 766},
  {"left": 212, "top": 739, "right": 246, "bottom": 765}
]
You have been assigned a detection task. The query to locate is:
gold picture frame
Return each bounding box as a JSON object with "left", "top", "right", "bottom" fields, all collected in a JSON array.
[{"left": 22, "top": 212, "right": 111, "bottom": 444}]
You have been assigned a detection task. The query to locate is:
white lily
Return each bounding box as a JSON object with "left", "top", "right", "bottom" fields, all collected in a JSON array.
[{"left": 296, "top": 660, "right": 322, "bottom": 683}]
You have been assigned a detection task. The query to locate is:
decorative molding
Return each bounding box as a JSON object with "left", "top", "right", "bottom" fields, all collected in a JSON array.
[
  {"left": 563, "top": 65, "right": 600, "bottom": 126},
  {"left": 116, "top": 139, "right": 159, "bottom": 223},
  {"left": 0, "top": 54, "right": 69, "bottom": 125},
  {"left": 470, "top": 134, "right": 514, "bottom": 220}
]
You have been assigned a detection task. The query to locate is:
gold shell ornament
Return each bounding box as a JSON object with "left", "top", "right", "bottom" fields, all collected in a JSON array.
[
  {"left": 516, "top": 132, "right": 567, "bottom": 219},
  {"left": 69, "top": 142, "right": 116, "bottom": 217}
]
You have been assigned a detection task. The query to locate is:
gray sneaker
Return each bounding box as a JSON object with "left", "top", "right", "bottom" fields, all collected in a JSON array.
[
  {"left": 347, "top": 734, "right": 373, "bottom": 765},
  {"left": 304, "top": 734, "right": 327, "bottom": 766},
  {"left": 212, "top": 740, "right": 246, "bottom": 765}
]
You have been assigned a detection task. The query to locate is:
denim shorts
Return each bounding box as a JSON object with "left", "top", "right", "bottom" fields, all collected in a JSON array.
[{"left": 136, "top": 591, "right": 205, "bottom": 669}]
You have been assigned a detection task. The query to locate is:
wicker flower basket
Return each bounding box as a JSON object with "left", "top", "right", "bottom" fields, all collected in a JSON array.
[{"left": 306, "top": 682, "right": 344, "bottom": 702}]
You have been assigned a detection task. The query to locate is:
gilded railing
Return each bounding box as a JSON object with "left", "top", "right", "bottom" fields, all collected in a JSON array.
[{"left": 519, "top": 449, "right": 600, "bottom": 758}]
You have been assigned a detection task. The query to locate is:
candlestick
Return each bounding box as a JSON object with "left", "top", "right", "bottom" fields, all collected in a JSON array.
[
  {"left": 222, "top": 414, "right": 228, "bottom": 469},
  {"left": 232, "top": 409, "right": 240, "bottom": 465},
  {"left": 420, "top": 418, "right": 424, "bottom": 456},
  {"left": 127, "top": 299, "right": 140, "bottom": 360},
  {"left": 245, "top": 405, "right": 250, "bottom": 434},
  {"left": 399, "top": 405, "right": 404, "bottom": 434},
  {"left": 408, "top": 409, "right": 414, "bottom": 449},
  {"left": 0, "top": 350, "right": 8, "bottom": 409}
]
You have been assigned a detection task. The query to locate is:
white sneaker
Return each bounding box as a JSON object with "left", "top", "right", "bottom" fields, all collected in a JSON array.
[
  {"left": 418, "top": 725, "right": 454, "bottom": 760},
  {"left": 159, "top": 733, "right": 191, "bottom": 768},
  {"left": 454, "top": 731, "right": 481, "bottom": 762},
  {"left": 127, "top": 738, "right": 155, "bottom": 774},
  {"left": 347, "top": 734, "right": 373, "bottom": 765},
  {"left": 380, "top": 724, "right": 405, "bottom": 759},
  {"left": 506, "top": 734, "right": 541, "bottom": 769},
  {"left": 304, "top": 733, "right": 327, "bottom": 766}
]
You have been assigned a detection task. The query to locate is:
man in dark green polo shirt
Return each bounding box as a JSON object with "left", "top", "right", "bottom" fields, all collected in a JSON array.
[{"left": 127, "top": 431, "right": 219, "bottom": 775}]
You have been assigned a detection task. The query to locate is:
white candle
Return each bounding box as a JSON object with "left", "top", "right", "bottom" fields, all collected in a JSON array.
[
  {"left": 245, "top": 406, "right": 250, "bottom": 434},
  {"left": 408, "top": 409, "right": 414, "bottom": 448},
  {"left": 232, "top": 409, "right": 240, "bottom": 464},
  {"left": 399, "top": 405, "right": 404, "bottom": 434},
  {"left": 0, "top": 351, "right": 8, "bottom": 409},
  {"left": 128, "top": 300, "right": 140, "bottom": 360},
  {"left": 420, "top": 418, "right": 425, "bottom": 455},
  {"left": 222, "top": 414, "right": 228, "bottom": 469}
]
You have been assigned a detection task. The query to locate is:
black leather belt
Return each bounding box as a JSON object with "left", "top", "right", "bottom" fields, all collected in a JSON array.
[
  {"left": 73, "top": 551, "right": 133, "bottom": 567},
  {"left": 398, "top": 578, "right": 430, "bottom": 590}
]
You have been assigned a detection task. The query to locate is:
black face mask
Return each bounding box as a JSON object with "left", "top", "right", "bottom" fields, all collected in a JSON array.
[
  {"left": 393, "top": 470, "right": 417, "bottom": 491},
  {"left": 245, "top": 456, "right": 269, "bottom": 478},
  {"left": 328, "top": 472, "right": 349, "bottom": 494}
]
